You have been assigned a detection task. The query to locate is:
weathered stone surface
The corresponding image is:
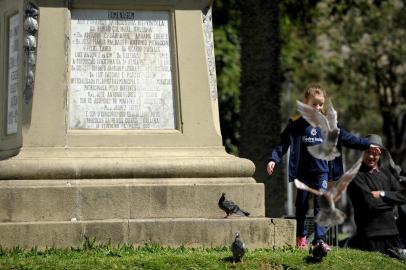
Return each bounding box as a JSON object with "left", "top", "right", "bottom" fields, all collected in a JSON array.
[
  {"left": 0, "top": 0, "right": 296, "bottom": 251},
  {"left": 0, "top": 178, "right": 264, "bottom": 221},
  {"left": 271, "top": 218, "right": 297, "bottom": 248},
  {"left": 0, "top": 218, "right": 295, "bottom": 249},
  {"left": 0, "top": 222, "right": 83, "bottom": 249},
  {"left": 7, "top": 13, "right": 19, "bottom": 135},
  {"left": 0, "top": 154, "right": 255, "bottom": 180},
  {"left": 0, "top": 187, "right": 77, "bottom": 222},
  {"left": 69, "top": 10, "right": 176, "bottom": 130}
]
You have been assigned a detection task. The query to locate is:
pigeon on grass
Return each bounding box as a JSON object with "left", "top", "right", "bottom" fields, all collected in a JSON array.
[
  {"left": 231, "top": 232, "right": 247, "bottom": 263},
  {"left": 294, "top": 155, "right": 363, "bottom": 226},
  {"left": 218, "top": 193, "right": 250, "bottom": 218},
  {"left": 387, "top": 248, "right": 406, "bottom": 261},
  {"left": 310, "top": 240, "right": 329, "bottom": 260},
  {"left": 296, "top": 99, "right": 340, "bottom": 161}
]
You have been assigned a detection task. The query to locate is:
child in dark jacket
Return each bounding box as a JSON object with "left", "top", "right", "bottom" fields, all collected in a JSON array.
[{"left": 267, "top": 84, "right": 374, "bottom": 250}]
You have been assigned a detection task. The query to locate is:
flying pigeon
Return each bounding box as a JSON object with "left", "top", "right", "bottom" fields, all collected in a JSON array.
[
  {"left": 231, "top": 232, "right": 247, "bottom": 263},
  {"left": 310, "top": 240, "right": 329, "bottom": 260},
  {"left": 297, "top": 99, "right": 341, "bottom": 161},
  {"left": 387, "top": 152, "right": 406, "bottom": 183},
  {"left": 294, "top": 155, "right": 363, "bottom": 226},
  {"left": 218, "top": 193, "right": 250, "bottom": 218}
]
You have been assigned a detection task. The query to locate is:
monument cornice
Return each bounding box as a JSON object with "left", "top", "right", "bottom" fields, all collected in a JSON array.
[{"left": 0, "top": 148, "right": 255, "bottom": 180}]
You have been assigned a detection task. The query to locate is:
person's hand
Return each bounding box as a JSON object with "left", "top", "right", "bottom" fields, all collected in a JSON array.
[
  {"left": 266, "top": 161, "right": 276, "bottom": 176},
  {"left": 369, "top": 145, "right": 382, "bottom": 156},
  {"left": 371, "top": 191, "right": 380, "bottom": 198}
]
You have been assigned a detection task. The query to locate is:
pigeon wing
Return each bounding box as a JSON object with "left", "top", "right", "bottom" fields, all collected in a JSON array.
[
  {"left": 223, "top": 199, "right": 237, "bottom": 212},
  {"left": 315, "top": 188, "right": 347, "bottom": 226},
  {"left": 234, "top": 207, "right": 250, "bottom": 217},
  {"left": 294, "top": 179, "right": 323, "bottom": 196},
  {"left": 325, "top": 99, "right": 338, "bottom": 130},
  {"left": 306, "top": 132, "right": 341, "bottom": 161},
  {"left": 299, "top": 99, "right": 340, "bottom": 161},
  {"left": 333, "top": 155, "right": 363, "bottom": 202},
  {"left": 315, "top": 207, "right": 346, "bottom": 226},
  {"left": 296, "top": 100, "right": 331, "bottom": 138},
  {"left": 319, "top": 191, "right": 333, "bottom": 210}
]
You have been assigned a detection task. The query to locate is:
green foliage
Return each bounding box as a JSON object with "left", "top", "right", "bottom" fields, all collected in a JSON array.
[
  {"left": 213, "top": 1, "right": 241, "bottom": 155},
  {"left": 314, "top": 0, "right": 406, "bottom": 166},
  {"left": 0, "top": 244, "right": 405, "bottom": 269},
  {"left": 83, "top": 235, "right": 97, "bottom": 250},
  {"left": 214, "top": 0, "right": 406, "bottom": 166},
  {"left": 279, "top": 0, "right": 406, "bottom": 166}
]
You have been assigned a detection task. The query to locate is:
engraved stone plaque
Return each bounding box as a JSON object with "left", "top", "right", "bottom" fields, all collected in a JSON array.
[
  {"left": 69, "top": 10, "right": 175, "bottom": 129},
  {"left": 7, "top": 13, "right": 19, "bottom": 135}
]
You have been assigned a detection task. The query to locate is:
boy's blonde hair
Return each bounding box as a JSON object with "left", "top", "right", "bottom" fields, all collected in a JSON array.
[
  {"left": 303, "top": 84, "right": 328, "bottom": 115},
  {"left": 304, "top": 84, "right": 327, "bottom": 101}
]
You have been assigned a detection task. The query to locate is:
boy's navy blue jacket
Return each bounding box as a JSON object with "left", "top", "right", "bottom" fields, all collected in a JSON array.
[{"left": 269, "top": 115, "right": 370, "bottom": 182}]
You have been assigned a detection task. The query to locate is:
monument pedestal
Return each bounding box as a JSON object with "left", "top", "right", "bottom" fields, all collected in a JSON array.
[
  {"left": 0, "top": 0, "right": 295, "bottom": 249},
  {"left": 0, "top": 147, "right": 295, "bottom": 249}
]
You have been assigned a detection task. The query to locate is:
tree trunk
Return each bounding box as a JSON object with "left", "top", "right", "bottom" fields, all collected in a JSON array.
[
  {"left": 381, "top": 108, "right": 406, "bottom": 170},
  {"left": 239, "top": 0, "right": 284, "bottom": 217},
  {"left": 375, "top": 68, "right": 406, "bottom": 170}
]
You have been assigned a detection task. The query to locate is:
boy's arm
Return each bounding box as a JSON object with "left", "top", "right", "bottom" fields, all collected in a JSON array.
[
  {"left": 268, "top": 121, "right": 292, "bottom": 164},
  {"left": 266, "top": 120, "right": 294, "bottom": 176},
  {"left": 338, "top": 124, "right": 370, "bottom": 150}
]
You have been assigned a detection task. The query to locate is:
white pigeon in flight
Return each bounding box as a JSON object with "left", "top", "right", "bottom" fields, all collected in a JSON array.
[
  {"left": 294, "top": 155, "right": 363, "bottom": 226},
  {"left": 296, "top": 99, "right": 341, "bottom": 161}
]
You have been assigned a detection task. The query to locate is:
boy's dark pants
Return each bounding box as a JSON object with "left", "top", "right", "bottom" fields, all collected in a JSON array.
[{"left": 295, "top": 172, "right": 329, "bottom": 244}]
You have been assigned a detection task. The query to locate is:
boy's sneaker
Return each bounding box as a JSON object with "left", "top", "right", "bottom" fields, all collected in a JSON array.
[{"left": 296, "top": 236, "right": 308, "bottom": 249}]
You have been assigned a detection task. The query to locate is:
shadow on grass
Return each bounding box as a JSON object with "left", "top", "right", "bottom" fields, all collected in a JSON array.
[
  {"left": 304, "top": 255, "right": 323, "bottom": 264},
  {"left": 220, "top": 256, "right": 244, "bottom": 264}
]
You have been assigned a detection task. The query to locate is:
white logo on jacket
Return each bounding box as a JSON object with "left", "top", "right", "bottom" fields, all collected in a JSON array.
[{"left": 302, "top": 136, "right": 323, "bottom": 143}]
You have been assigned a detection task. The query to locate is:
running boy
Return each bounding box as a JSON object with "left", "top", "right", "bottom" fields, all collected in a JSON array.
[{"left": 267, "top": 84, "right": 375, "bottom": 250}]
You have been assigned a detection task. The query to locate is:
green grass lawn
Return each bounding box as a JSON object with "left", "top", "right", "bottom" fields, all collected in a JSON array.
[{"left": 0, "top": 242, "right": 405, "bottom": 270}]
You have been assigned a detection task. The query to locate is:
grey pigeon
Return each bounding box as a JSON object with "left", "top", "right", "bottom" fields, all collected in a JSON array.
[
  {"left": 387, "top": 248, "right": 406, "bottom": 261},
  {"left": 297, "top": 99, "right": 340, "bottom": 161},
  {"left": 231, "top": 232, "right": 247, "bottom": 263},
  {"left": 310, "top": 240, "right": 329, "bottom": 260},
  {"left": 294, "top": 155, "right": 363, "bottom": 226},
  {"left": 218, "top": 193, "right": 250, "bottom": 218},
  {"left": 387, "top": 152, "right": 406, "bottom": 183}
]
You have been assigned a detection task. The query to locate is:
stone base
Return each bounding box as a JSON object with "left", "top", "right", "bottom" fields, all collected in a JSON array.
[
  {"left": 0, "top": 150, "right": 296, "bottom": 249},
  {"left": 0, "top": 178, "right": 296, "bottom": 249},
  {"left": 0, "top": 178, "right": 264, "bottom": 221},
  {"left": 0, "top": 218, "right": 296, "bottom": 249}
]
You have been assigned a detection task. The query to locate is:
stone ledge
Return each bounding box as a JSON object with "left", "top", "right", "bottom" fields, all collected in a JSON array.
[
  {"left": 0, "top": 218, "right": 296, "bottom": 249},
  {"left": 0, "top": 156, "right": 255, "bottom": 179},
  {"left": 0, "top": 178, "right": 264, "bottom": 221}
]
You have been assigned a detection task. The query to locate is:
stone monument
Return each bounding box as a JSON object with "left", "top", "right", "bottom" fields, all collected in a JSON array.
[{"left": 0, "top": 0, "right": 295, "bottom": 248}]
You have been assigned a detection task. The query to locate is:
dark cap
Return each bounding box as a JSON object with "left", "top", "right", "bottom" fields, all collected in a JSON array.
[{"left": 366, "top": 134, "right": 385, "bottom": 148}]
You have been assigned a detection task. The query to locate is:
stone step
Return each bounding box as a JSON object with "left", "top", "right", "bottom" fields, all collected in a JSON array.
[
  {"left": 0, "top": 218, "right": 296, "bottom": 249},
  {"left": 0, "top": 178, "right": 264, "bottom": 222}
]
